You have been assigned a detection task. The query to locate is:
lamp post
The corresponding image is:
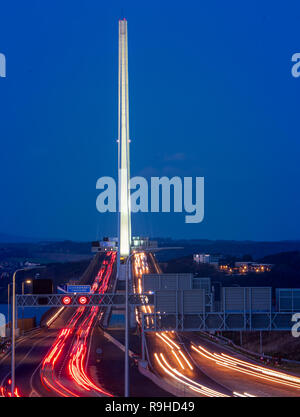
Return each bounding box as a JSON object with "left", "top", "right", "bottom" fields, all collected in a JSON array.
[
  {"left": 125, "top": 252, "right": 134, "bottom": 398},
  {"left": 11, "top": 266, "right": 44, "bottom": 396},
  {"left": 124, "top": 248, "right": 165, "bottom": 397},
  {"left": 124, "top": 247, "right": 181, "bottom": 397},
  {"left": 11, "top": 268, "right": 24, "bottom": 397}
]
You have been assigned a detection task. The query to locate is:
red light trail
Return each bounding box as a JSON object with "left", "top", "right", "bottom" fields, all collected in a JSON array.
[{"left": 39, "top": 251, "right": 116, "bottom": 397}]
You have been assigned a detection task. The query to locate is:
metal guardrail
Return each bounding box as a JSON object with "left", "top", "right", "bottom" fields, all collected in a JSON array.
[
  {"left": 141, "top": 311, "right": 296, "bottom": 332},
  {"left": 16, "top": 294, "right": 297, "bottom": 332}
]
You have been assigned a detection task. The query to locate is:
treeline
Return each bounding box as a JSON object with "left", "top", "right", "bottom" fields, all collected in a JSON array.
[{"left": 164, "top": 251, "right": 300, "bottom": 290}]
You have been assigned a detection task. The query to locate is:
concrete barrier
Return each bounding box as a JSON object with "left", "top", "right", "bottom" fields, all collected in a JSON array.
[
  {"left": 201, "top": 331, "right": 300, "bottom": 365},
  {"left": 138, "top": 360, "right": 196, "bottom": 397},
  {"left": 102, "top": 330, "right": 135, "bottom": 358},
  {"left": 102, "top": 328, "right": 198, "bottom": 396}
]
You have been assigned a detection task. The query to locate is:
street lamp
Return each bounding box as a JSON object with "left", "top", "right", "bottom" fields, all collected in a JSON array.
[
  {"left": 21, "top": 280, "right": 32, "bottom": 334},
  {"left": 125, "top": 251, "right": 135, "bottom": 398},
  {"left": 11, "top": 268, "right": 26, "bottom": 397},
  {"left": 11, "top": 266, "right": 44, "bottom": 397}
]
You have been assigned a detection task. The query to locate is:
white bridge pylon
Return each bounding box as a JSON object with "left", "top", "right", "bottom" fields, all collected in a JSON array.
[{"left": 118, "top": 18, "right": 131, "bottom": 268}]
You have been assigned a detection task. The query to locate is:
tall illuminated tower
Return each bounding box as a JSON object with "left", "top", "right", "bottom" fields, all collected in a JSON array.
[{"left": 118, "top": 18, "right": 131, "bottom": 262}]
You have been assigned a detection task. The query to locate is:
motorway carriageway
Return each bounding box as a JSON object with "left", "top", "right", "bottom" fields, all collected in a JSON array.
[
  {"left": 3, "top": 251, "right": 300, "bottom": 397},
  {"left": 39, "top": 251, "right": 116, "bottom": 397},
  {"left": 1, "top": 252, "right": 116, "bottom": 397},
  {"left": 184, "top": 332, "right": 300, "bottom": 397},
  {"left": 133, "top": 252, "right": 232, "bottom": 397}
]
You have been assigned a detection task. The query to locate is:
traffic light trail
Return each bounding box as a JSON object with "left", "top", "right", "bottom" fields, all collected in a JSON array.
[{"left": 40, "top": 251, "right": 115, "bottom": 397}]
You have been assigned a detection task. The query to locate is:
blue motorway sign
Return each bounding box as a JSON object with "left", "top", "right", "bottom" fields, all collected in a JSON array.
[{"left": 67, "top": 285, "right": 91, "bottom": 294}]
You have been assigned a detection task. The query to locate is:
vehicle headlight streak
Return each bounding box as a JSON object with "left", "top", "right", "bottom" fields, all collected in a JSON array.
[
  {"left": 154, "top": 353, "right": 228, "bottom": 397},
  {"left": 46, "top": 306, "right": 65, "bottom": 327},
  {"left": 133, "top": 253, "right": 236, "bottom": 397},
  {"left": 191, "top": 344, "right": 300, "bottom": 390},
  {"left": 132, "top": 253, "right": 257, "bottom": 397}
]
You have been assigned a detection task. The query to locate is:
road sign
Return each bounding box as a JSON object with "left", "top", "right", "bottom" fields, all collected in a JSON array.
[
  {"left": 67, "top": 285, "right": 91, "bottom": 294},
  {"left": 62, "top": 296, "right": 72, "bottom": 305},
  {"left": 57, "top": 285, "right": 67, "bottom": 293},
  {"left": 78, "top": 295, "right": 88, "bottom": 305}
]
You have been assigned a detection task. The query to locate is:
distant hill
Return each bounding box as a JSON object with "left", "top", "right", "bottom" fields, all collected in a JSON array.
[
  {"left": 258, "top": 251, "right": 300, "bottom": 266},
  {"left": 163, "top": 250, "right": 300, "bottom": 290},
  {"left": 2, "top": 235, "right": 300, "bottom": 264},
  {"left": 0, "top": 240, "right": 92, "bottom": 262},
  {"left": 0, "top": 233, "right": 41, "bottom": 243},
  {"left": 0, "top": 232, "right": 75, "bottom": 243},
  {"left": 155, "top": 238, "right": 300, "bottom": 261}
]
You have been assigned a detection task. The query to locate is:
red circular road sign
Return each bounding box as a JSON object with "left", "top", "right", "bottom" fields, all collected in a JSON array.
[
  {"left": 62, "top": 296, "right": 72, "bottom": 305},
  {"left": 78, "top": 296, "right": 88, "bottom": 305}
]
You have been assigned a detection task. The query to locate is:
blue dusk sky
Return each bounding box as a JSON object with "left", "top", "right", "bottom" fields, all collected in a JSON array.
[{"left": 0, "top": 0, "right": 300, "bottom": 241}]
